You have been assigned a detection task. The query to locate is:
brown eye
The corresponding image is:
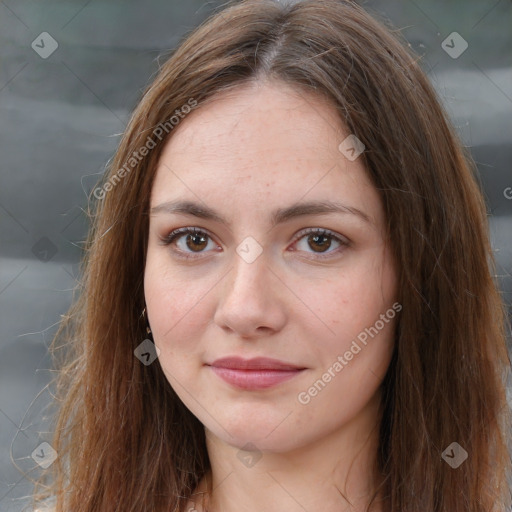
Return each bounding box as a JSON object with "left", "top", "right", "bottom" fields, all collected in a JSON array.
[
  {"left": 162, "top": 227, "right": 217, "bottom": 259},
  {"left": 292, "top": 228, "right": 349, "bottom": 259},
  {"left": 307, "top": 232, "right": 333, "bottom": 253},
  {"left": 184, "top": 231, "right": 209, "bottom": 252}
]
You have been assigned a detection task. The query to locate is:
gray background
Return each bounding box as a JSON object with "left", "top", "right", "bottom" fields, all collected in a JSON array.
[{"left": 0, "top": 1, "right": 511, "bottom": 510}]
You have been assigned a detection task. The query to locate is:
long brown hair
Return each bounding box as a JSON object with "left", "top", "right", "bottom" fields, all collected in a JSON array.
[{"left": 31, "top": 1, "right": 511, "bottom": 510}]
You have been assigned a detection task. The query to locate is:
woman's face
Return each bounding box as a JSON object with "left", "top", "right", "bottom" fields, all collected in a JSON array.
[{"left": 144, "top": 80, "right": 398, "bottom": 453}]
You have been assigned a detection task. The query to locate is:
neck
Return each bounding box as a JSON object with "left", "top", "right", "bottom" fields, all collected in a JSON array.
[{"left": 191, "top": 391, "right": 384, "bottom": 512}]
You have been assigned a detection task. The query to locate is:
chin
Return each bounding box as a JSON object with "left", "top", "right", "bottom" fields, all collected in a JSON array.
[{"left": 206, "top": 417, "right": 304, "bottom": 454}]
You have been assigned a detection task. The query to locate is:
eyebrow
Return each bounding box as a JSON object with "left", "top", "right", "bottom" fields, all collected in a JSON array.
[{"left": 150, "top": 199, "right": 372, "bottom": 228}]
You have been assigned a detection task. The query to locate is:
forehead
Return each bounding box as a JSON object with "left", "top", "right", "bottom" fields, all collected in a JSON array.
[
  {"left": 159, "top": 81, "right": 343, "bottom": 169},
  {"left": 150, "top": 81, "right": 382, "bottom": 226}
]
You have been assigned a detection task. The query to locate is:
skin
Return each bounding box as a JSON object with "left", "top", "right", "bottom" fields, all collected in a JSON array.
[{"left": 144, "top": 79, "right": 398, "bottom": 512}]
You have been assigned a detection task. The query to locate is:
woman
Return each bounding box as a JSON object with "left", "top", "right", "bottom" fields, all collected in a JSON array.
[{"left": 32, "top": 0, "right": 511, "bottom": 511}]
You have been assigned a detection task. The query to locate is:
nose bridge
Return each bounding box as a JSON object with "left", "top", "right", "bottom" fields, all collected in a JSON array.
[
  {"left": 228, "top": 238, "right": 269, "bottom": 297},
  {"left": 215, "top": 239, "right": 274, "bottom": 320},
  {"left": 213, "top": 234, "right": 289, "bottom": 336}
]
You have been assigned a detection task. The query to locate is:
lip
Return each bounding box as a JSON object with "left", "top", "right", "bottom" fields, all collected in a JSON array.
[
  {"left": 207, "top": 357, "right": 306, "bottom": 390},
  {"left": 209, "top": 356, "right": 305, "bottom": 371}
]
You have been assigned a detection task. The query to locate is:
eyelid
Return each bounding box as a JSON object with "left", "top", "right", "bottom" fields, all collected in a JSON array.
[
  {"left": 158, "top": 226, "right": 220, "bottom": 253},
  {"left": 291, "top": 227, "right": 350, "bottom": 246}
]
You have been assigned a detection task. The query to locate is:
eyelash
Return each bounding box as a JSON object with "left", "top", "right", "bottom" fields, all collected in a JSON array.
[{"left": 159, "top": 227, "right": 350, "bottom": 261}]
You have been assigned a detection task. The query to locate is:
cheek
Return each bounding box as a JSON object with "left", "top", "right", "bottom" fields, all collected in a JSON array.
[
  {"left": 295, "top": 311, "right": 396, "bottom": 427},
  {"left": 143, "top": 254, "right": 214, "bottom": 353},
  {"left": 295, "top": 252, "right": 397, "bottom": 385},
  {"left": 299, "top": 256, "right": 396, "bottom": 339}
]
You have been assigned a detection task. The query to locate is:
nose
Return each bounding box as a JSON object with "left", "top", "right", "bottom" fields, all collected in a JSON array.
[{"left": 213, "top": 244, "right": 287, "bottom": 339}]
